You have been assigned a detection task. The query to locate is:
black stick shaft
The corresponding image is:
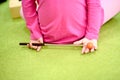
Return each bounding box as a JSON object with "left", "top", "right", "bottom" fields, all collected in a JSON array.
[
  {"left": 19, "top": 43, "right": 82, "bottom": 47},
  {"left": 19, "top": 43, "right": 45, "bottom": 46}
]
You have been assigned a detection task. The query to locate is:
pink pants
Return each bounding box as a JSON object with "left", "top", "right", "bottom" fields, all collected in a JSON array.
[{"left": 20, "top": 0, "right": 120, "bottom": 24}]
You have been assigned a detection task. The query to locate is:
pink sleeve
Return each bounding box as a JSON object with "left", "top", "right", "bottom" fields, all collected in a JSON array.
[
  {"left": 85, "top": 0, "right": 104, "bottom": 39},
  {"left": 22, "top": 0, "right": 42, "bottom": 40}
]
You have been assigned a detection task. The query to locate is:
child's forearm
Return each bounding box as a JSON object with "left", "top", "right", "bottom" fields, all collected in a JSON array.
[
  {"left": 22, "top": 0, "right": 42, "bottom": 40},
  {"left": 86, "top": 0, "right": 104, "bottom": 39}
]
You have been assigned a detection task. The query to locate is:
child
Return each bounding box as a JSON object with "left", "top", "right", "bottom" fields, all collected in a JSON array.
[{"left": 21, "top": 0, "right": 104, "bottom": 54}]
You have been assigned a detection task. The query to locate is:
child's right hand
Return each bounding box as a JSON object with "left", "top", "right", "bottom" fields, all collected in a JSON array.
[
  {"left": 27, "top": 38, "right": 43, "bottom": 51},
  {"left": 73, "top": 38, "right": 98, "bottom": 54}
]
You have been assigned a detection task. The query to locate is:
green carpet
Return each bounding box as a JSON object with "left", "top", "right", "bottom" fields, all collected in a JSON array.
[{"left": 0, "top": 1, "right": 120, "bottom": 80}]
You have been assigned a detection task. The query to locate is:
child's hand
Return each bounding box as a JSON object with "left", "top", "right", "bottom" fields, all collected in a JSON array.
[
  {"left": 73, "top": 38, "right": 97, "bottom": 54},
  {"left": 27, "top": 38, "right": 43, "bottom": 51}
]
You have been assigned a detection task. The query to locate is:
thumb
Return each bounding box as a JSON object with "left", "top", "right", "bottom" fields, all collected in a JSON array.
[
  {"left": 73, "top": 39, "right": 83, "bottom": 45},
  {"left": 38, "top": 37, "right": 43, "bottom": 43}
]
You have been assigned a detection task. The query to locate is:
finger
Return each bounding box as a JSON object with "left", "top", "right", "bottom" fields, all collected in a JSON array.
[
  {"left": 31, "top": 40, "right": 39, "bottom": 44},
  {"left": 73, "top": 40, "right": 83, "bottom": 45},
  {"left": 82, "top": 46, "right": 86, "bottom": 54},
  {"left": 37, "top": 46, "right": 42, "bottom": 52},
  {"left": 31, "top": 46, "right": 38, "bottom": 50},
  {"left": 92, "top": 40, "right": 97, "bottom": 50},
  {"left": 38, "top": 38, "right": 43, "bottom": 43},
  {"left": 90, "top": 47, "right": 95, "bottom": 52},
  {"left": 85, "top": 48, "right": 89, "bottom": 54},
  {"left": 27, "top": 44, "right": 30, "bottom": 48},
  {"left": 29, "top": 42, "right": 38, "bottom": 50},
  {"left": 94, "top": 45, "right": 98, "bottom": 50},
  {"left": 29, "top": 42, "right": 33, "bottom": 49}
]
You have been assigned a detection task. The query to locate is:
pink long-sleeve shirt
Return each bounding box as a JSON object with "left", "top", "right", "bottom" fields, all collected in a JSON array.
[{"left": 22, "top": 0, "right": 104, "bottom": 44}]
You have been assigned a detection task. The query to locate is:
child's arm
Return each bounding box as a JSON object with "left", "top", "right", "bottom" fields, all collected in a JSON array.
[
  {"left": 22, "top": 0, "right": 42, "bottom": 40},
  {"left": 74, "top": 0, "right": 103, "bottom": 54},
  {"left": 85, "top": 0, "right": 104, "bottom": 40}
]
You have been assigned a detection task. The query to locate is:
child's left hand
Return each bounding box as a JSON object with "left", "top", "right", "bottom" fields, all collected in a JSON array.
[{"left": 73, "top": 38, "right": 97, "bottom": 54}]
